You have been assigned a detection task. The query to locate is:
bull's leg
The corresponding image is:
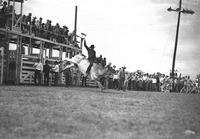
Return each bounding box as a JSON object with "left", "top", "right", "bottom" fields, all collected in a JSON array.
[{"left": 95, "top": 80, "right": 104, "bottom": 92}]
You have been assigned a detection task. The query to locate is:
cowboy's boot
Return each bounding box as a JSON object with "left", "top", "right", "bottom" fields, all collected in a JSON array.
[{"left": 86, "top": 64, "right": 92, "bottom": 76}]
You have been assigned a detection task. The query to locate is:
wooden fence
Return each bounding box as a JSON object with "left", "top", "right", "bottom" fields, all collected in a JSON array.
[{"left": 20, "top": 54, "right": 98, "bottom": 87}]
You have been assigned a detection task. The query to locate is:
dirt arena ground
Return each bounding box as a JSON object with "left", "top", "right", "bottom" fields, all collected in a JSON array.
[{"left": 0, "top": 86, "right": 200, "bottom": 139}]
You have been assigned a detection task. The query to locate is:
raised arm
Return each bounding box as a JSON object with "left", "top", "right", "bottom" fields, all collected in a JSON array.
[
  {"left": 84, "top": 40, "right": 89, "bottom": 50},
  {"left": 62, "top": 63, "right": 74, "bottom": 71}
]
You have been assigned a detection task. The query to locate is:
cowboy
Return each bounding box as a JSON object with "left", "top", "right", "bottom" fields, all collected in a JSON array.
[{"left": 84, "top": 40, "right": 96, "bottom": 75}]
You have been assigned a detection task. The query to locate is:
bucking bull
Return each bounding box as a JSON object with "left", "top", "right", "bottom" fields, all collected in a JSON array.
[{"left": 62, "top": 54, "right": 114, "bottom": 92}]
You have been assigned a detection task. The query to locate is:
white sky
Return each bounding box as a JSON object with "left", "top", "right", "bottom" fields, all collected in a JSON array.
[{"left": 19, "top": 0, "right": 200, "bottom": 79}]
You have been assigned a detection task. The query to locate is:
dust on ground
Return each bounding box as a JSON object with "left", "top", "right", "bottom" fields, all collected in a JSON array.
[{"left": 0, "top": 86, "right": 200, "bottom": 139}]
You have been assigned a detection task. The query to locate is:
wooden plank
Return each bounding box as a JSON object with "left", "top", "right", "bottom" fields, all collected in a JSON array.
[
  {"left": 22, "top": 54, "right": 38, "bottom": 59},
  {"left": 21, "top": 61, "right": 35, "bottom": 65},
  {"left": 21, "top": 66, "right": 35, "bottom": 70},
  {"left": 20, "top": 70, "right": 34, "bottom": 84}
]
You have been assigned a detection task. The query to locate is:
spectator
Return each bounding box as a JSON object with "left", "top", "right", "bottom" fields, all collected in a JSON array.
[
  {"left": 33, "top": 58, "right": 43, "bottom": 85},
  {"left": 97, "top": 55, "right": 103, "bottom": 64},
  {"left": 43, "top": 60, "right": 51, "bottom": 86},
  {"left": 0, "top": 1, "right": 8, "bottom": 28},
  {"left": 63, "top": 25, "right": 69, "bottom": 44},
  {"left": 63, "top": 25, "right": 69, "bottom": 36},
  {"left": 26, "top": 13, "right": 32, "bottom": 25},
  {"left": 31, "top": 16, "right": 36, "bottom": 34},
  {"left": 63, "top": 61, "right": 71, "bottom": 87},
  {"left": 113, "top": 70, "right": 119, "bottom": 89},
  {"left": 156, "top": 74, "right": 160, "bottom": 92},
  {"left": 52, "top": 61, "right": 60, "bottom": 86},
  {"left": 101, "top": 57, "right": 106, "bottom": 67},
  {"left": 72, "top": 67, "right": 79, "bottom": 86},
  {"left": 81, "top": 74, "right": 87, "bottom": 87},
  {"left": 123, "top": 72, "right": 131, "bottom": 91},
  {"left": 118, "top": 67, "right": 125, "bottom": 91},
  {"left": 0, "top": 1, "right": 7, "bottom": 13},
  {"left": 39, "top": 17, "right": 42, "bottom": 28}
]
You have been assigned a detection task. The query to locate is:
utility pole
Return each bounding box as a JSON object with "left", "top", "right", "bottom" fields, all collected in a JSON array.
[
  {"left": 167, "top": 0, "right": 194, "bottom": 92},
  {"left": 74, "top": 6, "right": 78, "bottom": 44}
]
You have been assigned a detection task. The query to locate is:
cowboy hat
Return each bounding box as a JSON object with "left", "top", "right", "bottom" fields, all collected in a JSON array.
[{"left": 90, "top": 45, "right": 95, "bottom": 48}]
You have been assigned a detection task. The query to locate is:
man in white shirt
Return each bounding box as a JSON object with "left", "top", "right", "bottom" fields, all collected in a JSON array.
[
  {"left": 152, "top": 76, "right": 157, "bottom": 91},
  {"left": 33, "top": 58, "right": 43, "bottom": 85},
  {"left": 113, "top": 71, "right": 119, "bottom": 89},
  {"left": 52, "top": 61, "right": 60, "bottom": 85}
]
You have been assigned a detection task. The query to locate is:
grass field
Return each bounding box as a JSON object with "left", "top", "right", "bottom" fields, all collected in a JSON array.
[{"left": 0, "top": 86, "right": 200, "bottom": 139}]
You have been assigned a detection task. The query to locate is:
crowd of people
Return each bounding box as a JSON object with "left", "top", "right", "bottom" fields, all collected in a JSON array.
[
  {"left": 102, "top": 70, "right": 200, "bottom": 94},
  {"left": 0, "top": 1, "right": 77, "bottom": 46},
  {"left": 33, "top": 55, "right": 200, "bottom": 94}
]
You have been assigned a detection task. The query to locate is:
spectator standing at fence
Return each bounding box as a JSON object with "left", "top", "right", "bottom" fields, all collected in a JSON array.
[
  {"left": 43, "top": 60, "right": 51, "bottom": 86},
  {"left": 123, "top": 72, "right": 131, "bottom": 91},
  {"left": 33, "top": 58, "right": 43, "bottom": 85},
  {"left": 118, "top": 67, "right": 125, "bottom": 91},
  {"left": 63, "top": 61, "right": 71, "bottom": 87},
  {"left": 52, "top": 61, "right": 60, "bottom": 86},
  {"left": 72, "top": 67, "right": 79, "bottom": 86},
  {"left": 156, "top": 74, "right": 160, "bottom": 92},
  {"left": 152, "top": 75, "right": 157, "bottom": 91},
  {"left": 81, "top": 74, "right": 87, "bottom": 87},
  {"left": 113, "top": 70, "right": 119, "bottom": 89}
]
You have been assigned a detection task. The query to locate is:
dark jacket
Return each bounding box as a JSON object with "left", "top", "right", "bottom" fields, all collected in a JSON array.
[
  {"left": 84, "top": 41, "right": 96, "bottom": 61},
  {"left": 43, "top": 64, "right": 51, "bottom": 75}
]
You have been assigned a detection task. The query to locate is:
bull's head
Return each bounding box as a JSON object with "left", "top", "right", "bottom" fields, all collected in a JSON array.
[
  {"left": 64, "top": 54, "right": 85, "bottom": 64},
  {"left": 71, "top": 54, "right": 85, "bottom": 64}
]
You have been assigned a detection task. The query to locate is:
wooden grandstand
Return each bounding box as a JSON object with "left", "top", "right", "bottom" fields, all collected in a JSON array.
[
  {"left": 0, "top": 0, "right": 98, "bottom": 87},
  {"left": 0, "top": 0, "right": 83, "bottom": 86}
]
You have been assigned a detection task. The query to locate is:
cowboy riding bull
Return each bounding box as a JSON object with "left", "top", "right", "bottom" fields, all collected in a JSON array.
[{"left": 62, "top": 41, "right": 113, "bottom": 92}]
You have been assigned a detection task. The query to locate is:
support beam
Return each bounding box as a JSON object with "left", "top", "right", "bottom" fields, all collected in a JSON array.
[
  {"left": 28, "top": 37, "right": 32, "bottom": 55},
  {"left": 39, "top": 41, "right": 43, "bottom": 60},
  {"left": 49, "top": 46, "right": 52, "bottom": 58},
  {"left": 59, "top": 46, "right": 63, "bottom": 85},
  {"left": 16, "top": 35, "right": 22, "bottom": 84}
]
